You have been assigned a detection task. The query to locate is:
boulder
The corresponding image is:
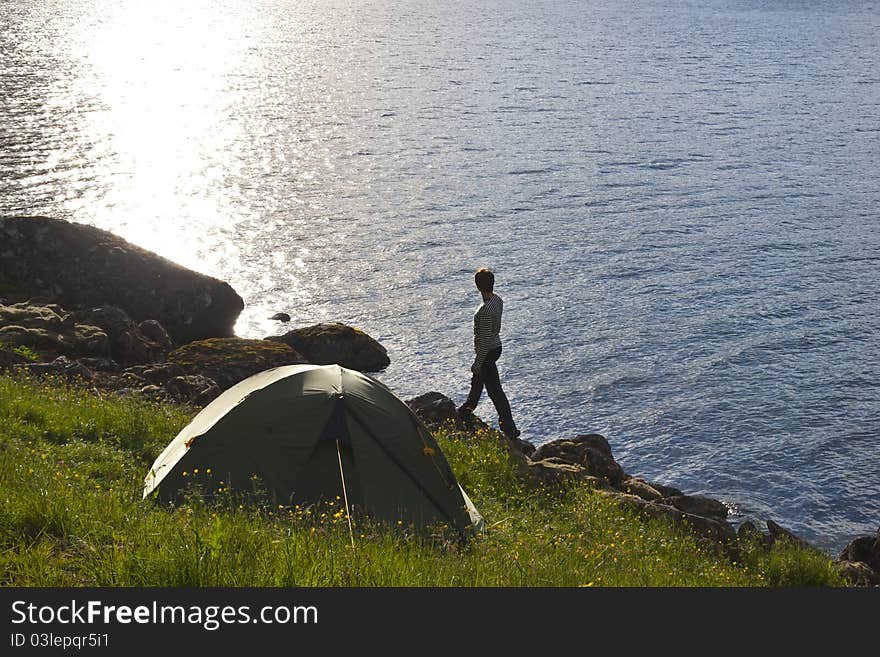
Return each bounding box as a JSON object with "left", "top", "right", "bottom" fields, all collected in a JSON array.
[
  {"left": 647, "top": 481, "right": 685, "bottom": 498},
  {"left": 15, "top": 356, "right": 93, "bottom": 381},
  {"left": 838, "top": 530, "right": 880, "bottom": 573},
  {"left": 167, "top": 337, "right": 307, "bottom": 390},
  {"left": 0, "top": 347, "right": 31, "bottom": 370},
  {"left": 0, "top": 216, "right": 244, "bottom": 344},
  {"left": 131, "top": 363, "right": 187, "bottom": 385},
  {"left": 164, "top": 374, "right": 222, "bottom": 406},
  {"left": 837, "top": 561, "right": 880, "bottom": 587},
  {"left": 78, "top": 357, "right": 120, "bottom": 372},
  {"left": 673, "top": 509, "right": 738, "bottom": 547},
  {"left": 615, "top": 477, "right": 664, "bottom": 502},
  {"left": 524, "top": 457, "right": 607, "bottom": 490},
  {"left": 0, "top": 303, "right": 111, "bottom": 359},
  {"left": 596, "top": 489, "right": 737, "bottom": 547},
  {"left": 766, "top": 519, "right": 818, "bottom": 552},
  {"left": 266, "top": 322, "right": 390, "bottom": 372},
  {"left": 530, "top": 434, "right": 626, "bottom": 486},
  {"left": 138, "top": 320, "right": 174, "bottom": 350},
  {"left": 507, "top": 433, "right": 536, "bottom": 456},
  {"left": 270, "top": 313, "right": 291, "bottom": 323},
  {"left": 139, "top": 384, "right": 164, "bottom": 399},
  {"left": 664, "top": 494, "right": 729, "bottom": 522},
  {"left": 405, "top": 391, "right": 492, "bottom": 432},
  {"left": 406, "top": 391, "right": 459, "bottom": 430},
  {"left": 75, "top": 306, "right": 172, "bottom": 365},
  {"left": 736, "top": 520, "right": 771, "bottom": 549}
]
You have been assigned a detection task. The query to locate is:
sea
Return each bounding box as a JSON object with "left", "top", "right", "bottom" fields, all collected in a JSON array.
[{"left": 1, "top": 0, "right": 878, "bottom": 554}]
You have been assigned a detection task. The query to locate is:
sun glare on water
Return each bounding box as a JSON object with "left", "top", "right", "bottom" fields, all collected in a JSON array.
[{"left": 72, "top": 2, "right": 253, "bottom": 276}]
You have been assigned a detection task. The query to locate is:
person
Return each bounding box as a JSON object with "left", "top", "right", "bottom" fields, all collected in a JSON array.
[{"left": 458, "top": 267, "right": 520, "bottom": 440}]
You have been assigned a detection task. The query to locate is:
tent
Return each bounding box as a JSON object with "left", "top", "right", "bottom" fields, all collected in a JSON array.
[{"left": 143, "top": 364, "right": 482, "bottom": 533}]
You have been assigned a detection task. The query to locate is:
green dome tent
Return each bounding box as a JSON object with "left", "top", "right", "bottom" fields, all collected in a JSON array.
[{"left": 143, "top": 364, "right": 482, "bottom": 534}]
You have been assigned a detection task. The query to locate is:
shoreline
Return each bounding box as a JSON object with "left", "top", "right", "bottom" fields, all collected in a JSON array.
[{"left": 1, "top": 215, "right": 877, "bottom": 585}]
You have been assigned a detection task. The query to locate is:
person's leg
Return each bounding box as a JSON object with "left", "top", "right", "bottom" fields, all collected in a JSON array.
[
  {"left": 481, "top": 347, "right": 518, "bottom": 437},
  {"left": 460, "top": 368, "right": 484, "bottom": 413}
]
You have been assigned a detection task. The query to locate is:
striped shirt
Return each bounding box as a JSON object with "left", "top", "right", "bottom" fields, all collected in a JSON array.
[{"left": 473, "top": 294, "right": 503, "bottom": 369}]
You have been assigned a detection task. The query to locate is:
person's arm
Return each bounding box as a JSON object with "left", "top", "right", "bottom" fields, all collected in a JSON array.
[{"left": 472, "top": 307, "right": 494, "bottom": 371}]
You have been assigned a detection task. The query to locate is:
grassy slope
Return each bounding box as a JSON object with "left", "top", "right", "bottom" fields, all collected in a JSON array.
[{"left": 0, "top": 374, "right": 843, "bottom": 587}]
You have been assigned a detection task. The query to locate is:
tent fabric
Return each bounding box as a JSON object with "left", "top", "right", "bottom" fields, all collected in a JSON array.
[{"left": 143, "top": 364, "right": 482, "bottom": 533}]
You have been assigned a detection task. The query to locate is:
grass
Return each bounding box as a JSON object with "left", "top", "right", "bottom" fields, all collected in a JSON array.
[
  {"left": 0, "top": 343, "right": 39, "bottom": 362},
  {"left": 0, "top": 373, "right": 845, "bottom": 587}
]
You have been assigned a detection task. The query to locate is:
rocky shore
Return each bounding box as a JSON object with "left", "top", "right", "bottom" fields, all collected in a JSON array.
[{"left": 1, "top": 216, "right": 877, "bottom": 586}]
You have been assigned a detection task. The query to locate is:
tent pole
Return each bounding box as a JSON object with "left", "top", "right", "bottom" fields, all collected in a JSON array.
[{"left": 336, "top": 440, "right": 356, "bottom": 549}]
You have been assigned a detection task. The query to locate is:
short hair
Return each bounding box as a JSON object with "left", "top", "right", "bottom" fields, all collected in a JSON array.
[{"left": 474, "top": 268, "right": 494, "bottom": 292}]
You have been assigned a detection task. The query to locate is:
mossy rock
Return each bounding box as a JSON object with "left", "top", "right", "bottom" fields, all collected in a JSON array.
[
  {"left": 0, "top": 282, "right": 24, "bottom": 303},
  {"left": 266, "top": 322, "right": 390, "bottom": 372},
  {"left": 167, "top": 338, "right": 307, "bottom": 390},
  {"left": 0, "top": 303, "right": 111, "bottom": 361},
  {"left": 0, "top": 216, "right": 244, "bottom": 344},
  {"left": 0, "top": 347, "right": 32, "bottom": 370}
]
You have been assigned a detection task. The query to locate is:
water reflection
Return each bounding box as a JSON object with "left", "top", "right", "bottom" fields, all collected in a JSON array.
[{"left": 72, "top": 2, "right": 249, "bottom": 273}]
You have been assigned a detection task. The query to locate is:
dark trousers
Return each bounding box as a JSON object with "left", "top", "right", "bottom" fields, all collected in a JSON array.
[{"left": 464, "top": 346, "right": 517, "bottom": 434}]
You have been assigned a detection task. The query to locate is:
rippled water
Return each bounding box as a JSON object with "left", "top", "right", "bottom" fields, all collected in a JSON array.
[{"left": 2, "top": 0, "right": 878, "bottom": 552}]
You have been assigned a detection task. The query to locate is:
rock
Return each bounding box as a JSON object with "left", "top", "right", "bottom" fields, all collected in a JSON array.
[
  {"left": 16, "top": 356, "right": 93, "bottom": 381},
  {"left": 164, "top": 375, "right": 222, "bottom": 406},
  {"left": 140, "top": 384, "right": 164, "bottom": 398},
  {"left": 405, "top": 391, "right": 491, "bottom": 431},
  {"left": 138, "top": 320, "right": 174, "bottom": 350},
  {"left": 270, "top": 313, "right": 291, "bottom": 322},
  {"left": 0, "top": 216, "right": 244, "bottom": 344},
  {"left": 596, "top": 489, "right": 650, "bottom": 511},
  {"left": 664, "top": 494, "right": 729, "bottom": 522},
  {"left": 0, "top": 303, "right": 111, "bottom": 359},
  {"left": 615, "top": 477, "right": 664, "bottom": 502},
  {"left": 596, "top": 489, "right": 737, "bottom": 547},
  {"left": 0, "top": 347, "right": 31, "bottom": 370},
  {"left": 647, "top": 481, "right": 685, "bottom": 498},
  {"left": 766, "top": 519, "right": 817, "bottom": 552},
  {"left": 524, "top": 457, "right": 607, "bottom": 490},
  {"left": 837, "top": 561, "right": 880, "bottom": 587},
  {"left": 838, "top": 530, "right": 880, "bottom": 573},
  {"left": 121, "top": 372, "right": 148, "bottom": 386},
  {"left": 406, "top": 391, "right": 459, "bottom": 430},
  {"left": 139, "top": 363, "right": 187, "bottom": 385},
  {"left": 457, "top": 408, "right": 493, "bottom": 435},
  {"left": 508, "top": 434, "right": 536, "bottom": 456},
  {"left": 75, "top": 306, "right": 172, "bottom": 365},
  {"left": 78, "top": 357, "right": 120, "bottom": 372},
  {"left": 0, "top": 303, "right": 66, "bottom": 330},
  {"left": 736, "top": 520, "right": 771, "bottom": 549},
  {"left": 530, "top": 434, "right": 626, "bottom": 486},
  {"left": 404, "top": 390, "right": 533, "bottom": 455},
  {"left": 266, "top": 322, "right": 390, "bottom": 372},
  {"left": 677, "top": 512, "right": 738, "bottom": 548},
  {"left": 167, "top": 337, "right": 307, "bottom": 390}
]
